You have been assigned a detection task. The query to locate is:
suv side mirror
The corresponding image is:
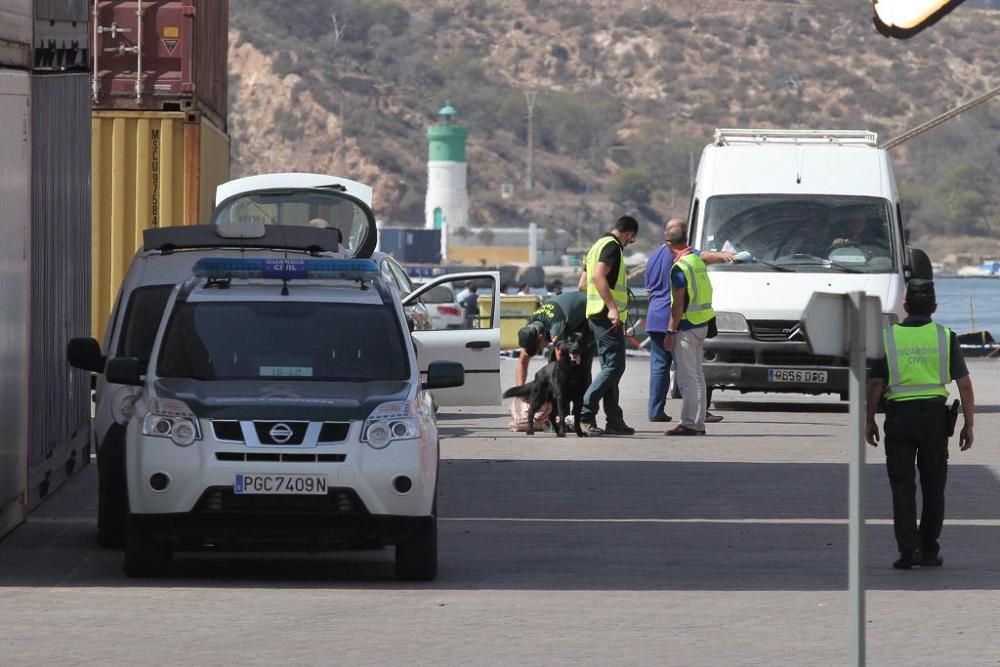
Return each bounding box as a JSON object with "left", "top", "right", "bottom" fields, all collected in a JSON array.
[
  {"left": 105, "top": 357, "right": 143, "bottom": 386},
  {"left": 67, "top": 337, "right": 106, "bottom": 373},
  {"left": 423, "top": 361, "right": 464, "bottom": 390}
]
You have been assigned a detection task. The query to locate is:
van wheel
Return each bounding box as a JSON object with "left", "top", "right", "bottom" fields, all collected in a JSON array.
[
  {"left": 123, "top": 516, "right": 172, "bottom": 578},
  {"left": 395, "top": 516, "right": 437, "bottom": 581},
  {"left": 97, "top": 426, "right": 127, "bottom": 549}
]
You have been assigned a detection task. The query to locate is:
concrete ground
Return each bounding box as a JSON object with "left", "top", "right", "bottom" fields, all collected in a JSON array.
[{"left": 2, "top": 358, "right": 999, "bottom": 666}]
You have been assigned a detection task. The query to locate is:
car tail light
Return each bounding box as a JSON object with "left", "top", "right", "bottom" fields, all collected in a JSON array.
[{"left": 437, "top": 305, "right": 461, "bottom": 317}]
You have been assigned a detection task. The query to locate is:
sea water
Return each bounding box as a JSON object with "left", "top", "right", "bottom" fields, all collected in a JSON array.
[{"left": 934, "top": 277, "right": 1000, "bottom": 336}]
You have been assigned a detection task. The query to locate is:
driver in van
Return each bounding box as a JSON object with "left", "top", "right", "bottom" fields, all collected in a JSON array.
[{"left": 829, "top": 213, "right": 887, "bottom": 256}]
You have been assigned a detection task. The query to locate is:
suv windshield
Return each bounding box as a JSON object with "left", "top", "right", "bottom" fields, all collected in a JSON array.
[
  {"left": 213, "top": 190, "right": 373, "bottom": 257},
  {"left": 701, "top": 195, "right": 896, "bottom": 273},
  {"left": 157, "top": 301, "right": 409, "bottom": 382}
]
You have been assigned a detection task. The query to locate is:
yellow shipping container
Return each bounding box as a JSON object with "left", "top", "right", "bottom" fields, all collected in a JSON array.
[{"left": 91, "top": 110, "right": 230, "bottom": 337}]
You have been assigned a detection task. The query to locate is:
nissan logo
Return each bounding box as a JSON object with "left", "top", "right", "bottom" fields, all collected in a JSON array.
[{"left": 269, "top": 423, "right": 294, "bottom": 443}]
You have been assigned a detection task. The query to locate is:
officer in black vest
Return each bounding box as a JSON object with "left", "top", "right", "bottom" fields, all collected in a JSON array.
[{"left": 865, "top": 280, "right": 976, "bottom": 569}]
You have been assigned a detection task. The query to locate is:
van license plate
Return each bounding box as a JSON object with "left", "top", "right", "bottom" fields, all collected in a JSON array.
[
  {"left": 767, "top": 369, "right": 828, "bottom": 384},
  {"left": 234, "top": 474, "right": 327, "bottom": 495}
]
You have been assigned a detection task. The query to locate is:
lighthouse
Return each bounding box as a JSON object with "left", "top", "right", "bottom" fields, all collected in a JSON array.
[{"left": 425, "top": 101, "right": 469, "bottom": 260}]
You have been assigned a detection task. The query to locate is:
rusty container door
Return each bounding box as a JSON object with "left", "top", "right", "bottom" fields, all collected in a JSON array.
[
  {"left": 0, "top": 68, "right": 31, "bottom": 539},
  {"left": 28, "top": 72, "right": 92, "bottom": 507},
  {"left": 90, "top": 109, "right": 229, "bottom": 338},
  {"left": 91, "top": 0, "right": 228, "bottom": 129},
  {"left": 0, "top": 0, "right": 33, "bottom": 69}
]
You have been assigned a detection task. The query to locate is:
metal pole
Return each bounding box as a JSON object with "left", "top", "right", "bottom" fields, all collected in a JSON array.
[
  {"left": 135, "top": 0, "right": 143, "bottom": 103},
  {"left": 847, "top": 290, "right": 867, "bottom": 666},
  {"left": 524, "top": 90, "right": 537, "bottom": 191},
  {"left": 92, "top": 0, "right": 100, "bottom": 104}
]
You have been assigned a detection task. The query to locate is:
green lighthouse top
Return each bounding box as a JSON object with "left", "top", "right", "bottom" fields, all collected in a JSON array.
[
  {"left": 438, "top": 101, "right": 458, "bottom": 119},
  {"left": 428, "top": 100, "right": 467, "bottom": 162}
]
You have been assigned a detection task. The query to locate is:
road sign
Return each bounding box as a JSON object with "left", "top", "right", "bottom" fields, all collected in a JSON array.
[
  {"left": 801, "top": 291, "right": 884, "bottom": 359},
  {"left": 802, "top": 291, "right": 883, "bottom": 667}
]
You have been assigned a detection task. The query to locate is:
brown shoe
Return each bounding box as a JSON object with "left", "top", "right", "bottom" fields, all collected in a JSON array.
[{"left": 665, "top": 424, "right": 705, "bottom": 436}]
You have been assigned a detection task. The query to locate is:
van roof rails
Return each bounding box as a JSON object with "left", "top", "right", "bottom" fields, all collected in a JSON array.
[
  {"left": 713, "top": 128, "right": 879, "bottom": 147},
  {"left": 142, "top": 225, "right": 341, "bottom": 254}
]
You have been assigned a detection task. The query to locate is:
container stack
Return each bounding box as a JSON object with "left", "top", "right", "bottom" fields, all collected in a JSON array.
[
  {"left": 0, "top": 0, "right": 33, "bottom": 538},
  {"left": 378, "top": 227, "right": 443, "bottom": 264},
  {"left": 90, "top": 0, "right": 231, "bottom": 338},
  {"left": 0, "top": 0, "right": 92, "bottom": 538}
]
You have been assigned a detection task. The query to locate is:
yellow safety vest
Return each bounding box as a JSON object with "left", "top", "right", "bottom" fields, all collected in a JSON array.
[
  {"left": 676, "top": 252, "right": 715, "bottom": 326},
  {"left": 883, "top": 322, "right": 951, "bottom": 401},
  {"left": 585, "top": 235, "right": 628, "bottom": 321}
]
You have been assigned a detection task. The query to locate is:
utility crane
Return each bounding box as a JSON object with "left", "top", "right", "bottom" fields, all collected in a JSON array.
[{"left": 872, "top": 0, "right": 970, "bottom": 37}]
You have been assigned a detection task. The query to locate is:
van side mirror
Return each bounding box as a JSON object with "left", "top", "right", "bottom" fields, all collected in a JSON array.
[
  {"left": 105, "top": 357, "right": 143, "bottom": 386},
  {"left": 423, "top": 361, "right": 464, "bottom": 390},
  {"left": 907, "top": 247, "right": 933, "bottom": 280},
  {"left": 67, "top": 337, "right": 106, "bottom": 373}
]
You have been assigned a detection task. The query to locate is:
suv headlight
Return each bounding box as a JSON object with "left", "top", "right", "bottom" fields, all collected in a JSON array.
[
  {"left": 714, "top": 311, "right": 749, "bottom": 334},
  {"left": 141, "top": 398, "right": 202, "bottom": 447},
  {"left": 363, "top": 400, "right": 420, "bottom": 449}
]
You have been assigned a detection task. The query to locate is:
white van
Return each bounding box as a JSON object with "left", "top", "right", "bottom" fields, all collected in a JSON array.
[{"left": 690, "top": 129, "right": 930, "bottom": 399}]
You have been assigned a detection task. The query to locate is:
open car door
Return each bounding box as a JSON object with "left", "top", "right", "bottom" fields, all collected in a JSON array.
[{"left": 403, "top": 272, "right": 501, "bottom": 406}]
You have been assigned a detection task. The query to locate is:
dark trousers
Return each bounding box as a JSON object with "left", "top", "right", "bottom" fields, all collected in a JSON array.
[
  {"left": 647, "top": 331, "right": 673, "bottom": 420},
  {"left": 883, "top": 401, "right": 949, "bottom": 556},
  {"left": 582, "top": 315, "right": 626, "bottom": 427}
]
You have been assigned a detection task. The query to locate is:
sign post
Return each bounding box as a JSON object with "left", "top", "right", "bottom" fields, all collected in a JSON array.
[{"left": 802, "top": 291, "right": 883, "bottom": 667}]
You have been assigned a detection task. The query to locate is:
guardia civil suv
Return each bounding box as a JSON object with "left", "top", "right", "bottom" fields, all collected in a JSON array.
[{"left": 104, "top": 257, "right": 465, "bottom": 580}]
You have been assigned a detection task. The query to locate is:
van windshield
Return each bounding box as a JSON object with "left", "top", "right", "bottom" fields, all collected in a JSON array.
[
  {"left": 212, "top": 190, "right": 373, "bottom": 257},
  {"left": 700, "top": 195, "right": 896, "bottom": 273},
  {"left": 157, "top": 301, "right": 409, "bottom": 382}
]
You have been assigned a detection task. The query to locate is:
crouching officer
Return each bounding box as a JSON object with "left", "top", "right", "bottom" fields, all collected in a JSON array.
[
  {"left": 515, "top": 290, "right": 591, "bottom": 386},
  {"left": 865, "top": 279, "right": 976, "bottom": 569}
]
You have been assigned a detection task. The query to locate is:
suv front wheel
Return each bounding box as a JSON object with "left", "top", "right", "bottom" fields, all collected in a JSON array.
[
  {"left": 395, "top": 515, "right": 437, "bottom": 581},
  {"left": 124, "top": 516, "right": 173, "bottom": 578},
  {"left": 97, "top": 425, "right": 127, "bottom": 548}
]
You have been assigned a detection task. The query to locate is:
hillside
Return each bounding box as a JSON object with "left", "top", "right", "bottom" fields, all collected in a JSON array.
[{"left": 227, "top": 0, "right": 1000, "bottom": 258}]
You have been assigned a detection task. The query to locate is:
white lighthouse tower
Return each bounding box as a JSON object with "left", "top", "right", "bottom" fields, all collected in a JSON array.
[{"left": 424, "top": 101, "right": 469, "bottom": 261}]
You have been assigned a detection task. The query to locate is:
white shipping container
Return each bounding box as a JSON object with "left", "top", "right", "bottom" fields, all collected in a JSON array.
[
  {"left": 0, "top": 67, "right": 31, "bottom": 539},
  {"left": 0, "top": 0, "right": 33, "bottom": 69},
  {"left": 28, "top": 72, "right": 91, "bottom": 507}
]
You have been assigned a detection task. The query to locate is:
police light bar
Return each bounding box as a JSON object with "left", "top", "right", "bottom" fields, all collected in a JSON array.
[{"left": 192, "top": 258, "right": 379, "bottom": 281}]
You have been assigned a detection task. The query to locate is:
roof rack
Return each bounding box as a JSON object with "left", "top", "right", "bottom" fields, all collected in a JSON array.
[
  {"left": 142, "top": 225, "right": 341, "bottom": 254},
  {"left": 713, "top": 128, "right": 879, "bottom": 147}
]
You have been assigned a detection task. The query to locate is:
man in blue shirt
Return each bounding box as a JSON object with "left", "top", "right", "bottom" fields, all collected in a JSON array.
[{"left": 645, "top": 218, "right": 734, "bottom": 423}]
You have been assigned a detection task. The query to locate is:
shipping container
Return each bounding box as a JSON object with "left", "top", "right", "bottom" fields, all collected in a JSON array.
[
  {"left": 0, "top": 68, "right": 32, "bottom": 539},
  {"left": 34, "top": 0, "right": 89, "bottom": 71},
  {"left": 91, "top": 0, "right": 228, "bottom": 129},
  {"left": 379, "top": 227, "right": 442, "bottom": 264},
  {"left": 91, "top": 108, "right": 229, "bottom": 338},
  {"left": 0, "top": 0, "right": 33, "bottom": 69},
  {"left": 28, "top": 72, "right": 92, "bottom": 507}
]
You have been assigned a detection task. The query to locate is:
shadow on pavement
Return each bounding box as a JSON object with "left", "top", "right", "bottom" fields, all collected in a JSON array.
[
  {"left": 2, "top": 459, "right": 1000, "bottom": 592},
  {"left": 714, "top": 400, "right": 848, "bottom": 414}
]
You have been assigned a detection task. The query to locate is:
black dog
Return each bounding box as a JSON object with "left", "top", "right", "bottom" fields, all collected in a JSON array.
[{"left": 503, "top": 333, "right": 590, "bottom": 437}]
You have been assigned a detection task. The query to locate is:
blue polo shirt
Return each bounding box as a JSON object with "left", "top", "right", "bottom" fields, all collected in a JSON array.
[{"left": 645, "top": 245, "right": 674, "bottom": 333}]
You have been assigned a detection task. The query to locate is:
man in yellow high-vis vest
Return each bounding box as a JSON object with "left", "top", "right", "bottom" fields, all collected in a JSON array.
[
  {"left": 866, "top": 279, "right": 975, "bottom": 569},
  {"left": 663, "top": 219, "right": 717, "bottom": 435},
  {"left": 578, "top": 215, "right": 639, "bottom": 436}
]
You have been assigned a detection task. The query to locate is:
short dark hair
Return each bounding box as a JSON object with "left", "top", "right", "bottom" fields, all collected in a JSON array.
[
  {"left": 905, "top": 296, "right": 935, "bottom": 317},
  {"left": 613, "top": 215, "right": 639, "bottom": 234}
]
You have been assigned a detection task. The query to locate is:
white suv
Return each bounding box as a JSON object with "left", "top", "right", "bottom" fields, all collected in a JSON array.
[
  {"left": 104, "top": 257, "right": 465, "bottom": 580},
  {"left": 68, "top": 174, "right": 502, "bottom": 558}
]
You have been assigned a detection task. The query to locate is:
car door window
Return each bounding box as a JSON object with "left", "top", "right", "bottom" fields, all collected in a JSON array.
[
  {"left": 388, "top": 259, "right": 414, "bottom": 299},
  {"left": 116, "top": 285, "right": 175, "bottom": 362}
]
